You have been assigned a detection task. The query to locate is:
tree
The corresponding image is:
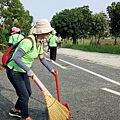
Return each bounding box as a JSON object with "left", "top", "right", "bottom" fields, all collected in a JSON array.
[
  {"left": 107, "top": 2, "right": 120, "bottom": 45},
  {"left": 0, "top": 0, "right": 33, "bottom": 45},
  {"left": 51, "top": 6, "right": 92, "bottom": 44},
  {"left": 90, "top": 12, "right": 109, "bottom": 44}
]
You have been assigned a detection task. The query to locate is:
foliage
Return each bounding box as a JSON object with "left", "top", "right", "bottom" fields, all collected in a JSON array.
[
  {"left": 107, "top": 2, "right": 120, "bottom": 44},
  {"left": 51, "top": 2, "right": 120, "bottom": 46},
  {"left": 90, "top": 12, "right": 109, "bottom": 44},
  {"left": 51, "top": 6, "right": 92, "bottom": 44},
  {"left": 0, "top": 0, "right": 33, "bottom": 46}
]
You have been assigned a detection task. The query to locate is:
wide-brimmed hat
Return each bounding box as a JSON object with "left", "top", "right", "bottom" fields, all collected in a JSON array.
[
  {"left": 29, "top": 26, "right": 36, "bottom": 34},
  {"left": 11, "top": 27, "right": 21, "bottom": 34},
  {"left": 34, "top": 19, "right": 53, "bottom": 34},
  {"left": 52, "top": 29, "right": 57, "bottom": 35}
]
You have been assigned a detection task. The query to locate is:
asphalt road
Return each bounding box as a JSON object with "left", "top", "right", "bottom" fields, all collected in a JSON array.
[{"left": 0, "top": 51, "right": 120, "bottom": 120}]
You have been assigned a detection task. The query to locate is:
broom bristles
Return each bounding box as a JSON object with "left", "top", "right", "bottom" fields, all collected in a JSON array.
[{"left": 42, "top": 91, "right": 70, "bottom": 120}]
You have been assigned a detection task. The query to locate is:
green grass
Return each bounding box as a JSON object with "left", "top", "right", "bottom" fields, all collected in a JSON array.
[{"left": 61, "top": 43, "right": 120, "bottom": 55}]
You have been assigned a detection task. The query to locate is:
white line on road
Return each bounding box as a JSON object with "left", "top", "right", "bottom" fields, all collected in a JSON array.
[
  {"left": 102, "top": 88, "right": 120, "bottom": 96},
  {"left": 44, "top": 51, "right": 49, "bottom": 56},
  {"left": 45, "top": 58, "right": 66, "bottom": 69},
  {"left": 44, "top": 50, "right": 66, "bottom": 69},
  {"left": 59, "top": 59, "right": 120, "bottom": 86}
]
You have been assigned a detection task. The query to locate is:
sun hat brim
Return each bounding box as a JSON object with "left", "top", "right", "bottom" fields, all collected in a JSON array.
[
  {"left": 34, "top": 19, "right": 54, "bottom": 34},
  {"left": 52, "top": 29, "right": 57, "bottom": 35},
  {"left": 35, "top": 27, "right": 53, "bottom": 34}
]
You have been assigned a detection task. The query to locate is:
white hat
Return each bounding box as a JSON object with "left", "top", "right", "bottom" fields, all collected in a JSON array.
[
  {"left": 34, "top": 19, "right": 53, "bottom": 34},
  {"left": 52, "top": 29, "right": 57, "bottom": 35},
  {"left": 29, "top": 26, "right": 36, "bottom": 34}
]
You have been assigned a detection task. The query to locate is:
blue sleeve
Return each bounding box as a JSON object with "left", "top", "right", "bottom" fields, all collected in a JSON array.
[
  {"left": 13, "top": 49, "right": 33, "bottom": 75},
  {"left": 40, "top": 57, "right": 53, "bottom": 73}
]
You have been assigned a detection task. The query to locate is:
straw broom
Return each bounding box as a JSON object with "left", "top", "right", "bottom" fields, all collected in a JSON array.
[
  {"left": 43, "top": 91, "right": 70, "bottom": 120},
  {"left": 33, "top": 74, "right": 70, "bottom": 120}
]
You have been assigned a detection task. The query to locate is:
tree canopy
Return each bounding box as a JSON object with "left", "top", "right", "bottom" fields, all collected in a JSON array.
[
  {"left": 51, "top": 6, "right": 109, "bottom": 44},
  {"left": 107, "top": 2, "right": 120, "bottom": 44},
  {"left": 0, "top": 0, "right": 33, "bottom": 45},
  {"left": 51, "top": 2, "right": 120, "bottom": 44}
]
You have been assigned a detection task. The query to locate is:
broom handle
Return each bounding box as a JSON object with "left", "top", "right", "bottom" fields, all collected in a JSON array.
[
  {"left": 54, "top": 70, "right": 61, "bottom": 102},
  {"left": 33, "top": 74, "right": 52, "bottom": 96},
  {"left": 33, "top": 78, "right": 43, "bottom": 91}
]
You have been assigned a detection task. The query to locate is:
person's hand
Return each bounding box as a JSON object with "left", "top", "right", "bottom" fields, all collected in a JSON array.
[
  {"left": 27, "top": 69, "right": 34, "bottom": 79},
  {"left": 28, "top": 73, "right": 34, "bottom": 79},
  {"left": 51, "top": 69, "right": 56, "bottom": 76}
]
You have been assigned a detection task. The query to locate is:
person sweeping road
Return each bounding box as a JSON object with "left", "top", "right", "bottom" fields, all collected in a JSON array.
[{"left": 6, "top": 18, "right": 55, "bottom": 120}]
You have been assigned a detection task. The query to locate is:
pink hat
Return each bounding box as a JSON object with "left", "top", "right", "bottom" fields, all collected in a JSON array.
[{"left": 11, "top": 27, "right": 21, "bottom": 34}]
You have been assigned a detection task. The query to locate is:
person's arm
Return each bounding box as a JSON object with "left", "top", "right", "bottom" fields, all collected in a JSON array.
[
  {"left": 56, "top": 36, "right": 61, "bottom": 43},
  {"left": 12, "top": 49, "right": 33, "bottom": 77},
  {"left": 39, "top": 54, "right": 54, "bottom": 73}
]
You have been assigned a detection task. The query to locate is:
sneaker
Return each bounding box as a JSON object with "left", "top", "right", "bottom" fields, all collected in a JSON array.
[{"left": 9, "top": 109, "right": 22, "bottom": 118}]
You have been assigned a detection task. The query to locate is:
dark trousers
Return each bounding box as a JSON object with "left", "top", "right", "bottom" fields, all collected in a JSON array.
[
  {"left": 6, "top": 68, "right": 32, "bottom": 119},
  {"left": 49, "top": 47, "right": 57, "bottom": 61}
]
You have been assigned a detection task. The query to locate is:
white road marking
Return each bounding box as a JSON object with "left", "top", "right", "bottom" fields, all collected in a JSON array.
[
  {"left": 44, "top": 52, "right": 49, "bottom": 56},
  {"left": 59, "top": 59, "right": 120, "bottom": 86},
  {"left": 51, "top": 60, "right": 67, "bottom": 69},
  {"left": 44, "top": 50, "right": 66, "bottom": 69},
  {"left": 45, "top": 58, "right": 66, "bottom": 69},
  {"left": 102, "top": 88, "right": 120, "bottom": 96},
  {"left": 45, "top": 57, "right": 50, "bottom": 61}
]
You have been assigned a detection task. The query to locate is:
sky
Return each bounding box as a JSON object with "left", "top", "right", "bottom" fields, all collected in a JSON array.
[{"left": 20, "top": 0, "right": 119, "bottom": 23}]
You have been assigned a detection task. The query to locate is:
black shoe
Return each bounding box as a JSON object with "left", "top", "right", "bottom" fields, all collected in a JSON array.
[{"left": 9, "top": 109, "right": 22, "bottom": 118}]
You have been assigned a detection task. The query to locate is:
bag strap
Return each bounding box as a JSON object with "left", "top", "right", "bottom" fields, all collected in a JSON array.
[
  {"left": 11, "top": 34, "right": 20, "bottom": 41},
  {"left": 6, "top": 37, "right": 34, "bottom": 65},
  {"left": 12, "top": 35, "right": 14, "bottom": 41},
  {"left": 17, "top": 34, "right": 20, "bottom": 40}
]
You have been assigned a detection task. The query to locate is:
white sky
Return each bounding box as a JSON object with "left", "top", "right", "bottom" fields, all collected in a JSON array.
[{"left": 20, "top": 0, "right": 119, "bottom": 22}]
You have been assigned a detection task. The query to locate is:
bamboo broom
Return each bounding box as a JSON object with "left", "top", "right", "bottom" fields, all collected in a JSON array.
[{"left": 33, "top": 74, "right": 70, "bottom": 120}]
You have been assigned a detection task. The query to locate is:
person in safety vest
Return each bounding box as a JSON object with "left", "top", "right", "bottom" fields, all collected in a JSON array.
[
  {"left": 47, "top": 29, "right": 61, "bottom": 61},
  {"left": 6, "top": 19, "right": 55, "bottom": 120},
  {"left": 8, "top": 27, "right": 24, "bottom": 47}
]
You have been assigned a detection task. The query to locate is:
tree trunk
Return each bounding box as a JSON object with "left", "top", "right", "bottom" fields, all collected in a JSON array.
[
  {"left": 114, "top": 35, "right": 117, "bottom": 45},
  {"left": 97, "top": 35, "right": 101, "bottom": 45},
  {"left": 72, "top": 39, "right": 77, "bottom": 44},
  {"left": 72, "top": 36, "right": 77, "bottom": 44},
  {"left": 90, "top": 36, "right": 93, "bottom": 45},
  {"left": 94, "top": 35, "right": 97, "bottom": 45}
]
